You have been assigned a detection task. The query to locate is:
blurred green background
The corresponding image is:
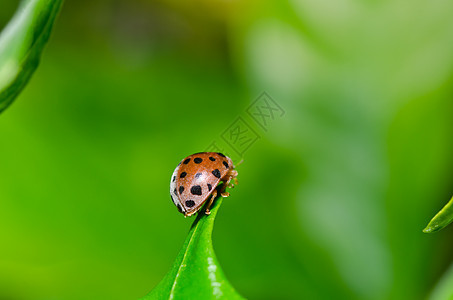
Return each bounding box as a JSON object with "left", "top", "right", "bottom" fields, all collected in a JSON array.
[{"left": 1, "top": 0, "right": 453, "bottom": 299}]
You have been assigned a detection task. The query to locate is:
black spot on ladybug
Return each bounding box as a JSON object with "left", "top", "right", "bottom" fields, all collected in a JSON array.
[
  {"left": 195, "top": 172, "right": 203, "bottom": 179},
  {"left": 180, "top": 172, "right": 187, "bottom": 178},
  {"left": 217, "top": 153, "right": 226, "bottom": 157},
  {"left": 223, "top": 161, "right": 229, "bottom": 169},
  {"left": 177, "top": 204, "right": 183, "bottom": 213},
  {"left": 194, "top": 157, "right": 203, "bottom": 164},
  {"left": 172, "top": 176, "right": 176, "bottom": 182},
  {"left": 209, "top": 157, "right": 216, "bottom": 161},
  {"left": 183, "top": 158, "right": 191, "bottom": 164},
  {"left": 207, "top": 184, "right": 212, "bottom": 191},
  {"left": 191, "top": 185, "right": 202, "bottom": 195},
  {"left": 173, "top": 188, "right": 177, "bottom": 195},
  {"left": 179, "top": 186, "right": 185, "bottom": 194},
  {"left": 186, "top": 200, "right": 196, "bottom": 207},
  {"left": 212, "top": 169, "right": 221, "bottom": 178}
]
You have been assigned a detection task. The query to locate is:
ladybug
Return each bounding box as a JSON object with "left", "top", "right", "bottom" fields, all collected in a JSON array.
[{"left": 169, "top": 152, "right": 238, "bottom": 217}]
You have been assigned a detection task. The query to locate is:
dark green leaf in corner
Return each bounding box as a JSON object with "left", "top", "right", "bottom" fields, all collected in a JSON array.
[
  {"left": 141, "top": 197, "right": 244, "bottom": 300},
  {"left": 423, "top": 196, "right": 453, "bottom": 233},
  {"left": 0, "top": 0, "right": 63, "bottom": 114}
]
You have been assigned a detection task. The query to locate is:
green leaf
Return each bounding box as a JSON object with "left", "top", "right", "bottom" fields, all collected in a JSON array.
[
  {"left": 429, "top": 262, "right": 453, "bottom": 300},
  {"left": 423, "top": 196, "right": 453, "bottom": 233},
  {"left": 140, "top": 197, "right": 244, "bottom": 300},
  {"left": 0, "top": 0, "right": 63, "bottom": 114}
]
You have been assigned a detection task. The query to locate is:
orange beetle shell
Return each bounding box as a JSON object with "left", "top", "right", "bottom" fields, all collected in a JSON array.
[{"left": 170, "top": 152, "right": 234, "bottom": 216}]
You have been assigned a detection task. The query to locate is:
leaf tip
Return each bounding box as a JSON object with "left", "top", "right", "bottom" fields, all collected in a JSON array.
[
  {"left": 423, "top": 226, "right": 433, "bottom": 234},
  {"left": 423, "top": 222, "right": 442, "bottom": 234}
]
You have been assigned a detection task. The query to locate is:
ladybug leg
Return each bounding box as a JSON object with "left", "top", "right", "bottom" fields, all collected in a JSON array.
[
  {"left": 220, "top": 177, "right": 231, "bottom": 197},
  {"left": 227, "top": 170, "right": 238, "bottom": 188},
  {"left": 227, "top": 176, "right": 237, "bottom": 189},
  {"left": 232, "top": 175, "right": 238, "bottom": 187},
  {"left": 205, "top": 189, "right": 217, "bottom": 215},
  {"left": 220, "top": 170, "right": 237, "bottom": 197}
]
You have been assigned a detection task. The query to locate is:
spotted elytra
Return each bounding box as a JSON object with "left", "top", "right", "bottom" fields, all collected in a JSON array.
[{"left": 170, "top": 152, "right": 238, "bottom": 217}]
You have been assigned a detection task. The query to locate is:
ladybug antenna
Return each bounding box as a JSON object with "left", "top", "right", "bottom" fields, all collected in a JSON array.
[{"left": 235, "top": 158, "right": 244, "bottom": 167}]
